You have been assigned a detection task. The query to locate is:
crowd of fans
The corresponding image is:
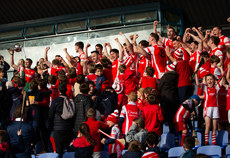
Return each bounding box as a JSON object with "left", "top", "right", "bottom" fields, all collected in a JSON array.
[{"left": 0, "top": 20, "right": 230, "bottom": 158}]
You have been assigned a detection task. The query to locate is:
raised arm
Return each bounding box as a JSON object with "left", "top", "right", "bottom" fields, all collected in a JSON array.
[
  {"left": 119, "top": 32, "right": 134, "bottom": 54},
  {"left": 8, "top": 49, "right": 18, "bottom": 70},
  {"left": 44, "top": 47, "right": 51, "bottom": 67},
  {"left": 114, "top": 37, "right": 124, "bottom": 57},
  {"left": 103, "top": 43, "right": 112, "bottom": 61},
  {"left": 84, "top": 43, "right": 90, "bottom": 59},
  {"left": 183, "top": 28, "right": 191, "bottom": 43},
  {"left": 153, "top": 21, "right": 158, "bottom": 34},
  {"left": 195, "top": 73, "right": 201, "bottom": 88}
]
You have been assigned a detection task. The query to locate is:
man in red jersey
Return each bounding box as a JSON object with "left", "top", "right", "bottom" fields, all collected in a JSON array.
[{"left": 212, "top": 26, "right": 230, "bottom": 52}]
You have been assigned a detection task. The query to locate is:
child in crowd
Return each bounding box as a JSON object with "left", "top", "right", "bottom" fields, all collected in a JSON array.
[
  {"left": 72, "top": 123, "right": 94, "bottom": 158},
  {"left": 195, "top": 73, "right": 224, "bottom": 145},
  {"left": 126, "top": 118, "right": 147, "bottom": 148},
  {"left": 119, "top": 92, "right": 140, "bottom": 135},
  {"left": 73, "top": 74, "right": 85, "bottom": 97},
  {"left": 47, "top": 75, "right": 59, "bottom": 106},
  {"left": 209, "top": 55, "right": 222, "bottom": 80},
  {"left": 142, "top": 92, "right": 164, "bottom": 136},
  {"left": 139, "top": 66, "right": 157, "bottom": 89},
  {"left": 136, "top": 88, "right": 146, "bottom": 112},
  {"left": 174, "top": 95, "right": 200, "bottom": 146},
  {"left": 180, "top": 136, "right": 195, "bottom": 158},
  {"left": 113, "top": 64, "right": 127, "bottom": 112},
  {"left": 122, "top": 140, "right": 143, "bottom": 158},
  {"left": 84, "top": 108, "right": 109, "bottom": 157},
  {"left": 142, "top": 132, "right": 161, "bottom": 158},
  {"left": 86, "top": 63, "right": 97, "bottom": 84},
  {"left": 95, "top": 64, "right": 107, "bottom": 91},
  {"left": 101, "top": 110, "right": 122, "bottom": 157}
]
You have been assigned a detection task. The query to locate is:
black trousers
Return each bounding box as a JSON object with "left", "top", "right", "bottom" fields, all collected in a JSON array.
[{"left": 53, "top": 130, "right": 74, "bottom": 158}]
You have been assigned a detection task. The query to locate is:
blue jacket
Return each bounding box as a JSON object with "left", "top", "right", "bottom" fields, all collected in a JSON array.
[{"left": 7, "top": 120, "right": 34, "bottom": 158}]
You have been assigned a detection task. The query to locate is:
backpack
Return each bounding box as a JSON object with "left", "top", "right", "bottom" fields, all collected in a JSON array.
[{"left": 60, "top": 96, "right": 75, "bottom": 120}]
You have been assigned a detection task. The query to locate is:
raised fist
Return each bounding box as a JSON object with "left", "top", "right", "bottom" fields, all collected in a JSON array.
[
  {"left": 45, "top": 47, "right": 50, "bottom": 52},
  {"left": 153, "top": 21, "right": 158, "bottom": 26},
  {"left": 86, "top": 43, "right": 91, "bottom": 48},
  {"left": 63, "top": 48, "right": 67, "bottom": 52}
]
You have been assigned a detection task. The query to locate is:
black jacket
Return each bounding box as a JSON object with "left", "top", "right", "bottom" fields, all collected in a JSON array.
[
  {"left": 48, "top": 95, "right": 75, "bottom": 131},
  {"left": 122, "top": 151, "right": 143, "bottom": 158},
  {"left": 73, "top": 94, "right": 93, "bottom": 132}
]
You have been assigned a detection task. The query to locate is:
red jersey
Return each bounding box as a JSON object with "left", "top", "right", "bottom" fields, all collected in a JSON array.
[
  {"left": 142, "top": 152, "right": 160, "bottom": 158},
  {"left": 163, "top": 37, "right": 174, "bottom": 51},
  {"left": 198, "top": 60, "right": 211, "bottom": 79},
  {"left": 120, "top": 102, "right": 140, "bottom": 134},
  {"left": 138, "top": 55, "right": 151, "bottom": 77},
  {"left": 218, "top": 35, "right": 230, "bottom": 52},
  {"left": 210, "top": 47, "right": 223, "bottom": 60},
  {"left": 142, "top": 102, "right": 164, "bottom": 135},
  {"left": 173, "top": 47, "right": 190, "bottom": 61},
  {"left": 84, "top": 118, "right": 109, "bottom": 152},
  {"left": 109, "top": 124, "right": 122, "bottom": 154},
  {"left": 112, "top": 59, "right": 123, "bottom": 82},
  {"left": 76, "top": 62, "right": 83, "bottom": 75},
  {"left": 124, "top": 53, "right": 136, "bottom": 68},
  {"left": 203, "top": 83, "right": 221, "bottom": 116},
  {"left": 47, "top": 83, "right": 59, "bottom": 106},
  {"left": 139, "top": 76, "right": 157, "bottom": 89},
  {"left": 145, "top": 45, "right": 166, "bottom": 79},
  {"left": 166, "top": 60, "right": 193, "bottom": 87},
  {"left": 104, "top": 68, "right": 113, "bottom": 86},
  {"left": 226, "top": 85, "right": 230, "bottom": 111},
  {"left": 48, "top": 66, "right": 66, "bottom": 76},
  {"left": 86, "top": 73, "right": 97, "bottom": 84},
  {"left": 136, "top": 99, "right": 147, "bottom": 112},
  {"left": 210, "top": 66, "right": 221, "bottom": 80},
  {"left": 174, "top": 99, "right": 194, "bottom": 123},
  {"left": 124, "top": 68, "right": 138, "bottom": 95},
  {"left": 24, "top": 68, "right": 37, "bottom": 83},
  {"left": 79, "top": 52, "right": 86, "bottom": 61},
  {"left": 189, "top": 50, "right": 201, "bottom": 71}
]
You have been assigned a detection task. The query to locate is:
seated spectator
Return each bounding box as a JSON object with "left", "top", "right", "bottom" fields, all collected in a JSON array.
[
  {"left": 122, "top": 140, "right": 143, "bottom": 158},
  {"left": 180, "top": 136, "right": 195, "bottom": 158},
  {"left": 126, "top": 118, "right": 147, "bottom": 148},
  {"left": 142, "top": 132, "right": 161, "bottom": 158}
]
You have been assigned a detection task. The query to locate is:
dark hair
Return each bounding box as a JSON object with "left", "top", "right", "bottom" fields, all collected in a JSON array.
[
  {"left": 147, "top": 93, "right": 158, "bottom": 104},
  {"left": 68, "top": 68, "right": 77, "bottom": 78},
  {"left": 172, "top": 37, "right": 179, "bottom": 42},
  {"left": 213, "top": 26, "right": 222, "bottom": 31},
  {"left": 79, "top": 123, "right": 94, "bottom": 145},
  {"left": 209, "top": 36, "right": 220, "bottom": 46},
  {"left": 58, "top": 75, "right": 68, "bottom": 84},
  {"left": 183, "top": 136, "right": 195, "bottom": 149},
  {"left": 150, "top": 33, "right": 159, "bottom": 42},
  {"left": 143, "top": 87, "right": 153, "bottom": 96},
  {"left": 91, "top": 50, "right": 99, "bottom": 55},
  {"left": 139, "top": 40, "right": 149, "bottom": 48},
  {"left": 146, "top": 67, "right": 155, "bottom": 77},
  {"left": 14, "top": 104, "right": 22, "bottom": 118},
  {"left": 76, "top": 74, "right": 85, "bottom": 84},
  {"left": 205, "top": 74, "right": 215, "bottom": 81},
  {"left": 57, "top": 70, "right": 65, "bottom": 77},
  {"left": 100, "top": 57, "right": 112, "bottom": 68},
  {"left": 59, "top": 83, "right": 67, "bottom": 95},
  {"left": 52, "top": 59, "right": 60, "bottom": 66},
  {"left": 95, "top": 64, "right": 103, "bottom": 71},
  {"left": 110, "top": 49, "right": 119, "bottom": 54},
  {"left": 95, "top": 44, "right": 103, "bottom": 49},
  {"left": 48, "top": 75, "right": 57, "bottom": 85},
  {"left": 87, "top": 80, "right": 95, "bottom": 87},
  {"left": 26, "top": 58, "right": 33, "bottom": 64},
  {"left": 200, "top": 52, "right": 210, "bottom": 58},
  {"left": 37, "top": 79, "right": 47, "bottom": 89},
  {"left": 168, "top": 26, "right": 176, "bottom": 32},
  {"left": 210, "top": 55, "right": 220, "bottom": 64},
  {"left": 0, "top": 68, "right": 4, "bottom": 73},
  {"left": 75, "top": 41, "right": 84, "bottom": 49},
  {"left": 146, "top": 132, "right": 159, "bottom": 146},
  {"left": 128, "top": 140, "right": 142, "bottom": 152},
  {"left": 30, "top": 79, "right": 38, "bottom": 91},
  {"left": 17, "top": 78, "right": 25, "bottom": 87},
  {"left": 80, "top": 82, "right": 90, "bottom": 94}
]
